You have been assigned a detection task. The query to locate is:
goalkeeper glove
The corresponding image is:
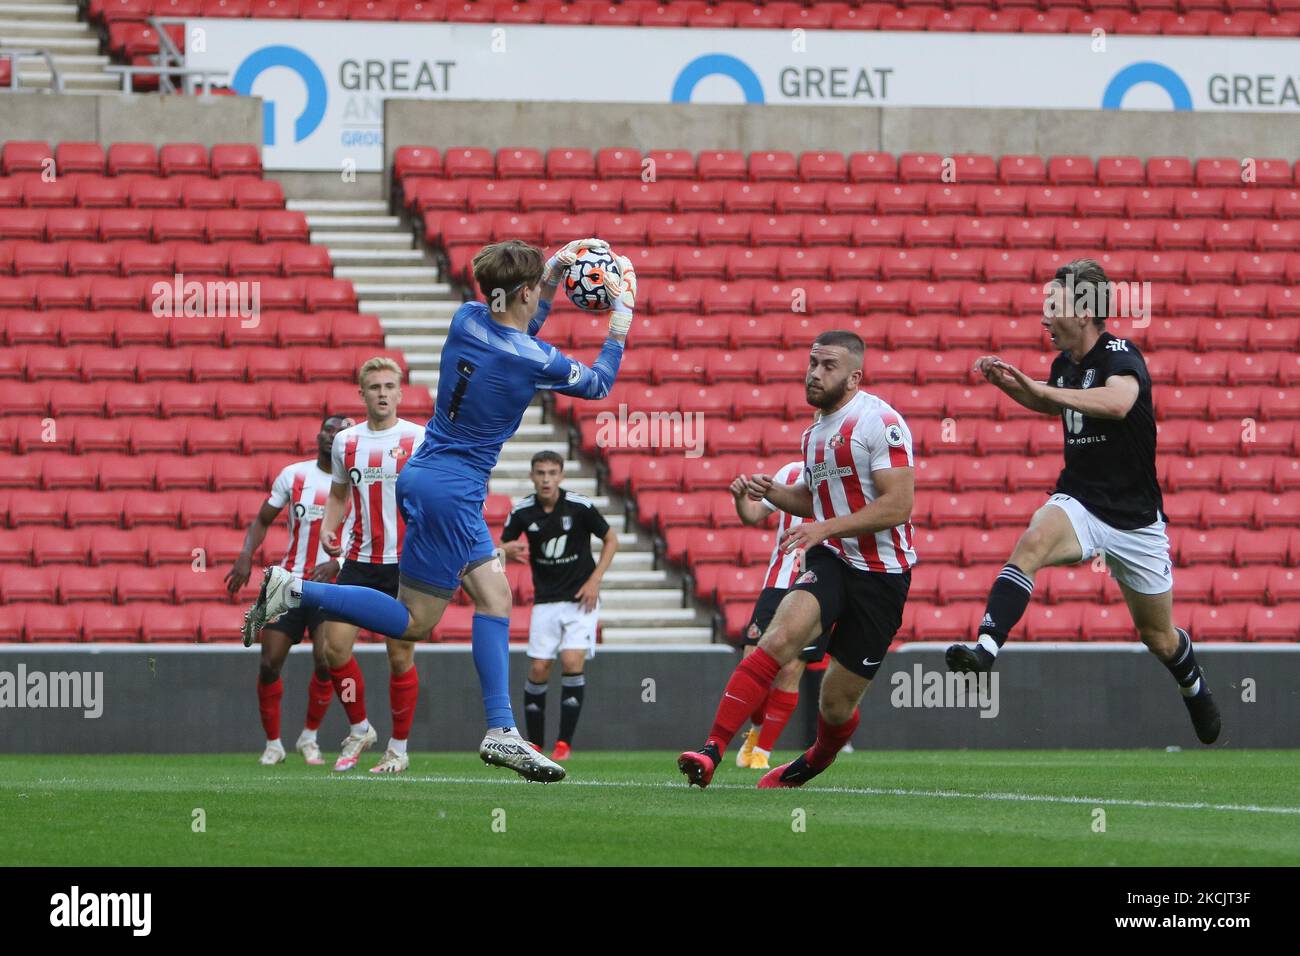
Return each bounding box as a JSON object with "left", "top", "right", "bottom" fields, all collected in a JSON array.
[
  {"left": 544, "top": 237, "right": 609, "bottom": 287},
  {"left": 605, "top": 255, "right": 637, "bottom": 336}
]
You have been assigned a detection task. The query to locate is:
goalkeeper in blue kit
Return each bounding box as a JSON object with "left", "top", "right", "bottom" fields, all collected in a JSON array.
[{"left": 244, "top": 238, "right": 636, "bottom": 782}]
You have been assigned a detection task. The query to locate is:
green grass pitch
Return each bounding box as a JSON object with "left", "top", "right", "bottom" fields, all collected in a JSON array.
[{"left": 3, "top": 751, "right": 1298, "bottom": 866}]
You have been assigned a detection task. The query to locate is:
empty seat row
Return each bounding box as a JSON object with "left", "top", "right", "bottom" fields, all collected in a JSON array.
[
  {"left": 0, "top": 208, "right": 308, "bottom": 243},
  {"left": 0, "top": 240, "right": 328, "bottom": 278},
  {"left": 435, "top": 214, "right": 1300, "bottom": 262},
  {"left": 409, "top": 178, "right": 1300, "bottom": 218},
  {"left": 1, "top": 141, "right": 261, "bottom": 178},
  {"left": 0, "top": 174, "right": 283, "bottom": 210},
  {"left": 0, "top": 601, "right": 532, "bottom": 643},
  {"left": 0, "top": 380, "right": 434, "bottom": 419},
  {"left": 0, "top": 275, "right": 355, "bottom": 312},
  {"left": 1, "top": 310, "right": 382, "bottom": 348},
  {"left": 394, "top": 146, "right": 1300, "bottom": 188},
  {"left": 5, "top": 344, "right": 406, "bottom": 386},
  {"left": 0, "top": 417, "right": 378, "bottom": 457}
]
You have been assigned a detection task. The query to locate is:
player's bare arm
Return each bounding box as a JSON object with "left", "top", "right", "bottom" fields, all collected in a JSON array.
[
  {"left": 575, "top": 528, "right": 619, "bottom": 612},
  {"left": 731, "top": 475, "right": 772, "bottom": 526},
  {"left": 781, "top": 467, "right": 914, "bottom": 553},
  {"left": 226, "top": 502, "right": 284, "bottom": 594},
  {"left": 1019, "top": 370, "right": 1140, "bottom": 421},
  {"left": 747, "top": 473, "right": 815, "bottom": 518},
  {"left": 305, "top": 559, "right": 341, "bottom": 583},
  {"left": 975, "top": 355, "right": 1059, "bottom": 415},
  {"left": 319, "top": 480, "right": 351, "bottom": 557}
]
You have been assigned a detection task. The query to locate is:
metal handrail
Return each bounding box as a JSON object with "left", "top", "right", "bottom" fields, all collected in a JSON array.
[
  {"left": 104, "top": 64, "right": 228, "bottom": 94},
  {"left": 0, "top": 47, "right": 65, "bottom": 94}
]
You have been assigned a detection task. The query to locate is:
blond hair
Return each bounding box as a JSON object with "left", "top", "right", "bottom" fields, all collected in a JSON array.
[{"left": 357, "top": 356, "right": 402, "bottom": 386}]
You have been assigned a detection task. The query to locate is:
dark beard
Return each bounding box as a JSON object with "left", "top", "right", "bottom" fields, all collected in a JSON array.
[{"left": 806, "top": 379, "right": 847, "bottom": 411}]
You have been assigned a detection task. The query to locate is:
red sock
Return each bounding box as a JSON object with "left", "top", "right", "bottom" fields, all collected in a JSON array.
[
  {"left": 389, "top": 666, "right": 419, "bottom": 742},
  {"left": 750, "top": 693, "right": 768, "bottom": 728},
  {"left": 257, "top": 678, "right": 283, "bottom": 740},
  {"left": 330, "top": 656, "right": 367, "bottom": 725},
  {"left": 757, "top": 688, "right": 799, "bottom": 752},
  {"left": 807, "top": 709, "right": 859, "bottom": 771},
  {"left": 706, "top": 647, "right": 782, "bottom": 754},
  {"left": 304, "top": 673, "right": 333, "bottom": 731}
]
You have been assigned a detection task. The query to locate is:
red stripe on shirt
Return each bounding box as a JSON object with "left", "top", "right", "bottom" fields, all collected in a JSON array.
[
  {"left": 345, "top": 435, "right": 363, "bottom": 562},
  {"left": 763, "top": 467, "right": 801, "bottom": 589},
  {"left": 366, "top": 446, "right": 385, "bottom": 564},
  {"left": 395, "top": 433, "right": 415, "bottom": 553},
  {"left": 878, "top": 410, "right": 911, "bottom": 469},
  {"left": 834, "top": 413, "right": 886, "bottom": 572},
  {"left": 283, "top": 471, "right": 306, "bottom": 573},
  {"left": 303, "top": 486, "right": 327, "bottom": 574},
  {"left": 811, "top": 427, "right": 842, "bottom": 560}
]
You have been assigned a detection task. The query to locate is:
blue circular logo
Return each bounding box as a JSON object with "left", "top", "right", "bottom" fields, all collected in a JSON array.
[
  {"left": 671, "top": 54, "right": 764, "bottom": 104},
  {"left": 232, "top": 45, "right": 328, "bottom": 145},
  {"left": 1101, "top": 62, "right": 1192, "bottom": 111}
]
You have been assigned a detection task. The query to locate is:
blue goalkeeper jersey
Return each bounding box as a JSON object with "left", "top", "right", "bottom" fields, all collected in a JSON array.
[{"left": 404, "top": 298, "right": 623, "bottom": 498}]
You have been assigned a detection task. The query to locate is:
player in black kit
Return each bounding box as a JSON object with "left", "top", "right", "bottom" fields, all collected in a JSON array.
[
  {"left": 500, "top": 450, "right": 619, "bottom": 761},
  {"left": 945, "top": 259, "right": 1221, "bottom": 744}
]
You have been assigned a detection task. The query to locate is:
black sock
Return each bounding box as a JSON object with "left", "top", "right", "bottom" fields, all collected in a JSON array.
[
  {"left": 523, "top": 680, "right": 547, "bottom": 748},
  {"left": 558, "top": 673, "right": 585, "bottom": 745},
  {"left": 1163, "top": 628, "right": 1206, "bottom": 697},
  {"left": 979, "top": 564, "right": 1035, "bottom": 649}
]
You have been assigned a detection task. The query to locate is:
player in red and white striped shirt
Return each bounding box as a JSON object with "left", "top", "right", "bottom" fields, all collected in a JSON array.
[
  {"left": 316, "top": 357, "right": 426, "bottom": 774},
  {"left": 226, "top": 414, "right": 354, "bottom": 767},
  {"left": 729, "top": 455, "right": 831, "bottom": 771},
  {"left": 679, "top": 330, "right": 917, "bottom": 791}
]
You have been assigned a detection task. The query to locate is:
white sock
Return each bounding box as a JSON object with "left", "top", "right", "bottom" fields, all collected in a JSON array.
[
  {"left": 388, "top": 737, "right": 407, "bottom": 755},
  {"left": 350, "top": 720, "right": 370, "bottom": 736},
  {"left": 299, "top": 728, "right": 317, "bottom": 743},
  {"left": 267, "top": 738, "right": 283, "bottom": 750},
  {"left": 1180, "top": 677, "right": 1202, "bottom": 698},
  {"left": 977, "top": 634, "right": 1001, "bottom": 657},
  {"left": 287, "top": 579, "right": 303, "bottom": 605}
]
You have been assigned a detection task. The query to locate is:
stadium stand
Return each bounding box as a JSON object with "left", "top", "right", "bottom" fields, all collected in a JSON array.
[{"left": 396, "top": 144, "right": 1300, "bottom": 644}]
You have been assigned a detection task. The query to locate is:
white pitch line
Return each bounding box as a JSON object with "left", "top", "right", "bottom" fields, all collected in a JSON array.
[{"left": 317, "top": 774, "right": 1300, "bottom": 816}]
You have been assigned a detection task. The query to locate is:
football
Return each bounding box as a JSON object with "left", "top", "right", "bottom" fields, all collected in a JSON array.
[{"left": 565, "top": 247, "right": 621, "bottom": 312}]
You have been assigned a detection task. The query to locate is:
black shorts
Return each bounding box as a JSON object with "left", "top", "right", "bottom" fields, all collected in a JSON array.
[
  {"left": 742, "top": 587, "right": 830, "bottom": 663},
  {"left": 263, "top": 604, "right": 327, "bottom": 645},
  {"left": 321, "top": 561, "right": 401, "bottom": 624},
  {"left": 790, "top": 545, "right": 910, "bottom": 679}
]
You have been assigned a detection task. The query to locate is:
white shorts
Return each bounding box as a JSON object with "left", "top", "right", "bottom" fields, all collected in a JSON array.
[
  {"left": 1046, "top": 493, "right": 1174, "bottom": 595},
  {"left": 527, "top": 601, "right": 599, "bottom": 660}
]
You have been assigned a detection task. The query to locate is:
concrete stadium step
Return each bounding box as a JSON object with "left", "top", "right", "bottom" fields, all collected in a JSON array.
[
  {"left": 362, "top": 300, "right": 457, "bottom": 316},
  {"left": 598, "top": 588, "right": 685, "bottom": 610},
  {"left": 491, "top": 476, "right": 597, "bottom": 498},
  {"left": 0, "top": 2, "right": 78, "bottom": 18},
  {"left": 305, "top": 215, "right": 402, "bottom": 232},
  {"left": 312, "top": 231, "right": 413, "bottom": 250},
  {"left": 331, "top": 249, "right": 428, "bottom": 268},
  {"left": 288, "top": 199, "right": 389, "bottom": 215},
  {"left": 351, "top": 283, "right": 447, "bottom": 301},
  {"left": 0, "top": 34, "right": 98, "bottom": 54},
  {"left": 0, "top": 12, "right": 83, "bottom": 29},
  {"left": 334, "top": 267, "right": 445, "bottom": 285},
  {"left": 16, "top": 69, "right": 118, "bottom": 90},
  {"left": 602, "top": 627, "right": 714, "bottom": 645},
  {"left": 600, "top": 607, "right": 703, "bottom": 627}
]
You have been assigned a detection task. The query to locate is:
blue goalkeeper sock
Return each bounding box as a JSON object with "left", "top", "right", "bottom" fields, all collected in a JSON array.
[
  {"left": 471, "top": 613, "right": 514, "bottom": 729},
  {"left": 298, "top": 580, "right": 410, "bottom": 639}
]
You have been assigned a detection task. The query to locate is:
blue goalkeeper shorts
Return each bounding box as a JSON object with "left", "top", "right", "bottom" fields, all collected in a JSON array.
[{"left": 396, "top": 465, "right": 496, "bottom": 599}]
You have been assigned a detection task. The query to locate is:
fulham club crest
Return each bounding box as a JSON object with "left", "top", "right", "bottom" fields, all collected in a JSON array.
[{"left": 1082, "top": 368, "right": 1096, "bottom": 389}]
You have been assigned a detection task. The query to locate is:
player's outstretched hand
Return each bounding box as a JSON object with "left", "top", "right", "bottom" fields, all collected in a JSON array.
[
  {"left": 605, "top": 254, "right": 637, "bottom": 335},
  {"left": 224, "top": 553, "right": 252, "bottom": 595},
  {"left": 745, "top": 473, "right": 774, "bottom": 501},
  {"left": 321, "top": 529, "right": 341, "bottom": 558},
  {"left": 990, "top": 358, "right": 1039, "bottom": 396},
  {"left": 307, "top": 559, "right": 340, "bottom": 583}
]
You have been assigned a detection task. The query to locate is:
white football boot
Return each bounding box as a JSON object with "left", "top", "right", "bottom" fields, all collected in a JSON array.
[
  {"left": 478, "top": 727, "right": 566, "bottom": 783},
  {"left": 368, "top": 749, "right": 410, "bottom": 774},
  {"left": 295, "top": 732, "right": 324, "bottom": 766},
  {"left": 258, "top": 741, "right": 286, "bottom": 765},
  {"left": 242, "top": 566, "right": 298, "bottom": 647},
  {"left": 333, "top": 725, "right": 378, "bottom": 772}
]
